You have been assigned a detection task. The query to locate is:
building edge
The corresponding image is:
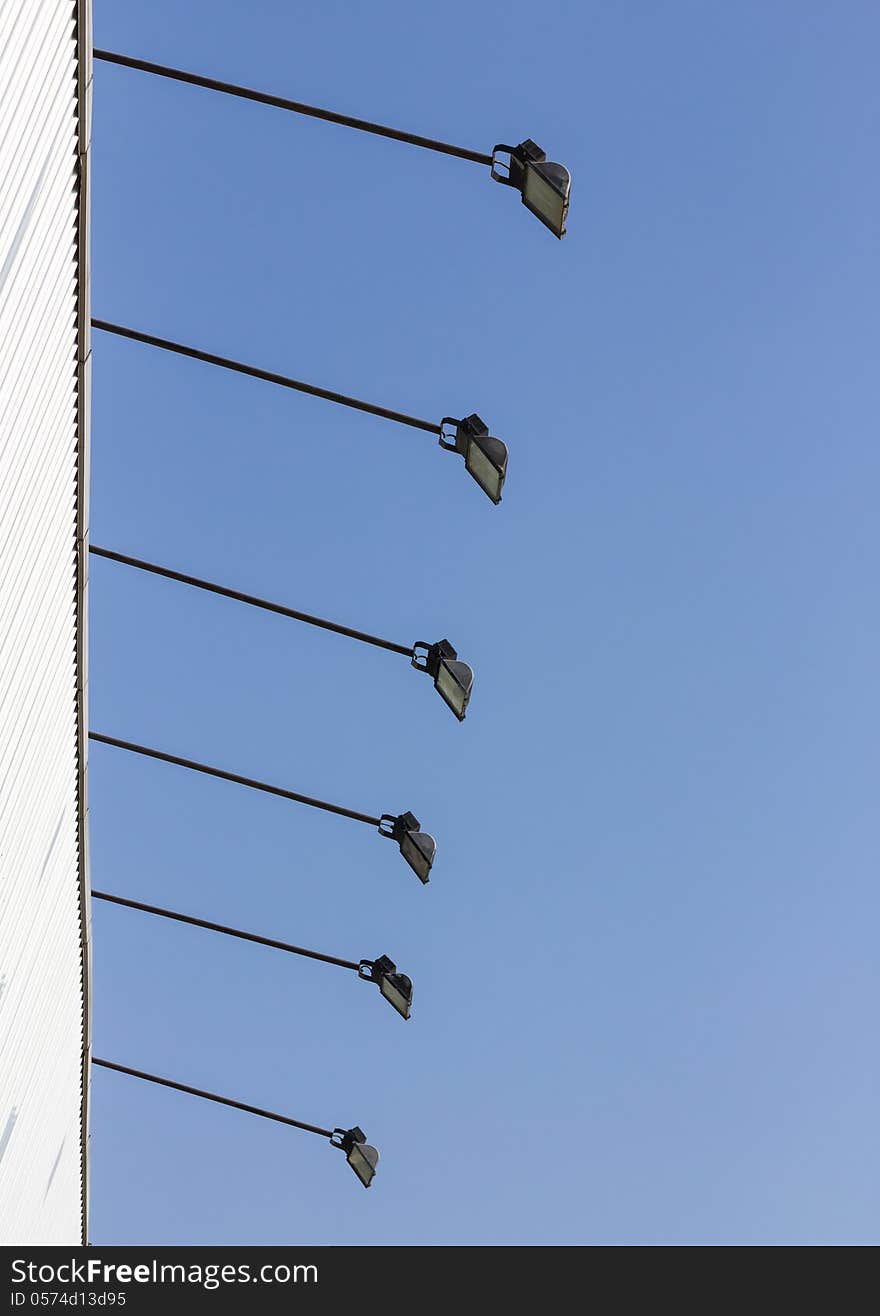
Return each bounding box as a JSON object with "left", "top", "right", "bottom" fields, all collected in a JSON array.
[{"left": 74, "top": 0, "right": 93, "bottom": 1248}]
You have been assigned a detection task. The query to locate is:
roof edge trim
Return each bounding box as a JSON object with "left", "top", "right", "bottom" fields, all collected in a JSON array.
[{"left": 74, "top": 0, "right": 93, "bottom": 1249}]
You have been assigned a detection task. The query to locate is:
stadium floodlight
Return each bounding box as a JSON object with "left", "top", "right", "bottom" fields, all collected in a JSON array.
[
  {"left": 412, "top": 639, "right": 474, "bottom": 721},
  {"left": 379, "top": 811, "right": 436, "bottom": 883},
  {"left": 92, "top": 1058, "right": 379, "bottom": 1190},
  {"left": 89, "top": 733, "right": 437, "bottom": 879},
  {"left": 439, "top": 415, "right": 508, "bottom": 504},
  {"left": 359, "top": 955, "right": 413, "bottom": 1020},
  {"left": 491, "top": 140, "right": 571, "bottom": 238},
  {"left": 92, "top": 321, "right": 508, "bottom": 508},
  {"left": 332, "top": 1126, "right": 380, "bottom": 1188},
  {"left": 95, "top": 51, "right": 570, "bottom": 239},
  {"left": 90, "top": 547, "right": 474, "bottom": 721}
]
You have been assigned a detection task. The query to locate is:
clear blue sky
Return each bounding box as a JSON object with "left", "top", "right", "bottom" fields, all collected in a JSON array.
[{"left": 88, "top": 1, "right": 879, "bottom": 1244}]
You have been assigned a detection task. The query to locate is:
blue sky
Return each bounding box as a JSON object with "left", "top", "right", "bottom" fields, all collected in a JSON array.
[{"left": 87, "top": 1, "right": 879, "bottom": 1244}]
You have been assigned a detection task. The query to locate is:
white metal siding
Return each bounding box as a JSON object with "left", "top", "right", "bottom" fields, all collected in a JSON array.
[{"left": 0, "top": 0, "right": 89, "bottom": 1244}]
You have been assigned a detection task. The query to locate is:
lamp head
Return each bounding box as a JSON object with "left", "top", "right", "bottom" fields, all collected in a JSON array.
[
  {"left": 334, "top": 1126, "right": 379, "bottom": 1188},
  {"left": 412, "top": 639, "right": 474, "bottom": 721},
  {"left": 439, "top": 414, "right": 508, "bottom": 504},
  {"left": 379, "top": 811, "right": 436, "bottom": 883},
  {"left": 492, "top": 139, "right": 571, "bottom": 239},
  {"left": 360, "top": 954, "right": 413, "bottom": 1020}
]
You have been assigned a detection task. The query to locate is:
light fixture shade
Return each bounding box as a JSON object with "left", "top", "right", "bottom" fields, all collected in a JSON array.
[
  {"left": 380, "top": 810, "right": 436, "bottom": 883},
  {"left": 466, "top": 432, "right": 507, "bottom": 504},
  {"left": 337, "top": 1127, "right": 379, "bottom": 1188},
  {"left": 400, "top": 826, "right": 436, "bottom": 883},
  {"left": 522, "top": 159, "right": 571, "bottom": 238},
  {"left": 362, "top": 954, "right": 413, "bottom": 1020},
  {"left": 494, "top": 140, "right": 571, "bottom": 240},
  {"left": 435, "top": 656, "right": 474, "bottom": 721},
  {"left": 449, "top": 415, "right": 507, "bottom": 504},
  {"left": 379, "top": 969, "right": 413, "bottom": 1020},
  {"left": 348, "top": 1139, "right": 379, "bottom": 1188}
]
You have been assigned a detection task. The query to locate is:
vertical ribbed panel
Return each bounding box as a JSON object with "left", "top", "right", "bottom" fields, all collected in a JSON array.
[{"left": 0, "top": 0, "right": 89, "bottom": 1244}]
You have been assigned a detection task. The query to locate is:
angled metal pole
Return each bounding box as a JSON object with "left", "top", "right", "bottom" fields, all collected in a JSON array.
[
  {"left": 88, "top": 733, "right": 382, "bottom": 827},
  {"left": 89, "top": 545, "right": 414, "bottom": 657},
  {"left": 94, "top": 49, "right": 494, "bottom": 166},
  {"left": 91, "top": 890, "right": 361, "bottom": 970},
  {"left": 92, "top": 1059, "right": 335, "bottom": 1138},
  {"left": 91, "top": 319, "right": 443, "bottom": 434}
]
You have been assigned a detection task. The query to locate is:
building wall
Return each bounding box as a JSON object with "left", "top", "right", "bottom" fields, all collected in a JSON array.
[{"left": 0, "top": 0, "right": 90, "bottom": 1245}]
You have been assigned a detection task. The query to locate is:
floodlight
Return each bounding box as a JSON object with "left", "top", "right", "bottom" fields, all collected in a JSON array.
[
  {"left": 412, "top": 639, "right": 474, "bottom": 721},
  {"left": 380, "top": 811, "right": 436, "bottom": 883},
  {"left": 492, "top": 139, "right": 571, "bottom": 238},
  {"left": 334, "top": 1126, "right": 380, "bottom": 1188},
  {"left": 439, "top": 414, "right": 508, "bottom": 504},
  {"left": 359, "top": 955, "right": 413, "bottom": 1020}
]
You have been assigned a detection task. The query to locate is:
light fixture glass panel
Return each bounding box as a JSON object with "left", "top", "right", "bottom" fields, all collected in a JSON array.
[
  {"left": 466, "top": 439, "right": 504, "bottom": 504},
  {"left": 400, "top": 829, "right": 435, "bottom": 883},
  {"left": 347, "top": 1140, "right": 379, "bottom": 1188},
  {"left": 523, "top": 161, "right": 570, "bottom": 237},
  {"left": 436, "top": 659, "right": 472, "bottom": 720},
  {"left": 379, "top": 973, "right": 412, "bottom": 1020}
]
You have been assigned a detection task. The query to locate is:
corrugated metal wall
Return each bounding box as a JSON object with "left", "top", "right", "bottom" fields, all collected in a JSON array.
[{"left": 0, "top": 0, "right": 90, "bottom": 1245}]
